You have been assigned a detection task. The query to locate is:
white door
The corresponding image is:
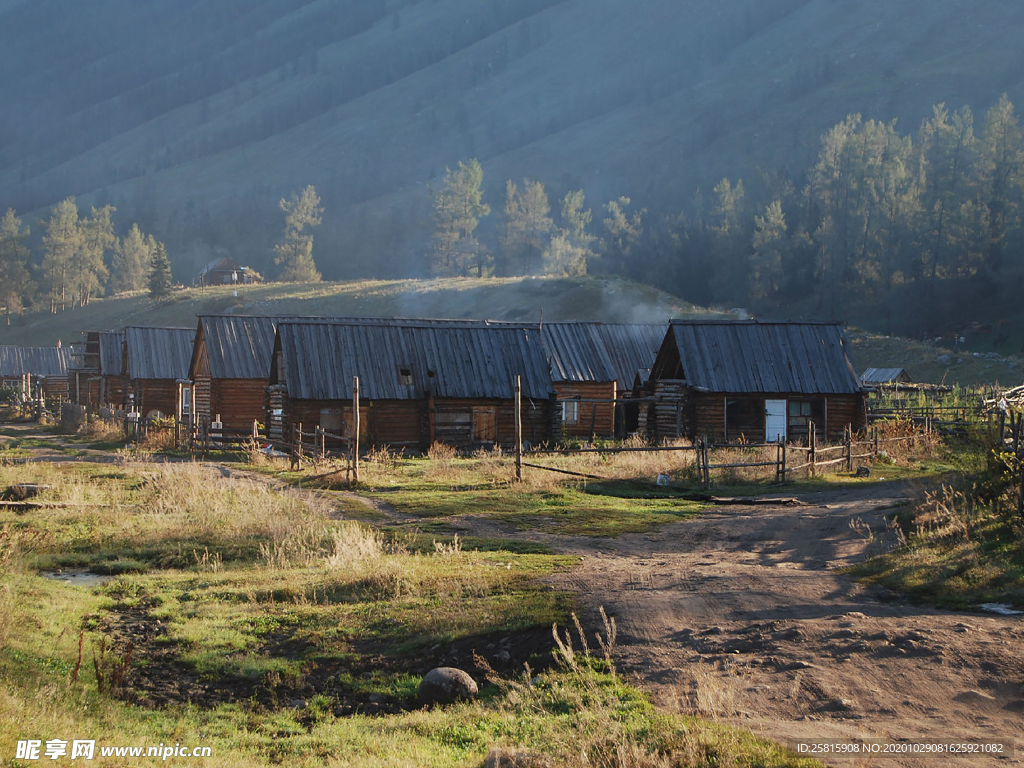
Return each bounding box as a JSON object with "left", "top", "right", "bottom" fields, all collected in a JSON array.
[{"left": 765, "top": 399, "right": 787, "bottom": 443}]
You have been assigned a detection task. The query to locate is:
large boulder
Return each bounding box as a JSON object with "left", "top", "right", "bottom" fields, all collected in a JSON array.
[{"left": 418, "top": 667, "right": 478, "bottom": 705}]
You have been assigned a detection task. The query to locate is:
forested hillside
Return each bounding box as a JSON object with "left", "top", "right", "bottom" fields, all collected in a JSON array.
[{"left": 1, "top": 0, "right": 1023, "bottom": 342}]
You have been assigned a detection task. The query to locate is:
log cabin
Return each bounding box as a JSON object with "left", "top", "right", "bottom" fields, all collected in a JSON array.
[
  {"left": 269, "top": 320, "right": 553, "bottom": 451},
  {"left": 648, "top": 321, "right": 866, "bottom": 444},
  {"left": 0, "top": 346, "right": 70, "bottom": 399},
  {"left": 69, "top": 331, "right": 125, "bottom": 408},
  {"left": 540, "top": 322, "right": 665, "bottom": 439},
  {"left": 123, "top": 327, "right": 195, "bottom": 419},
  {"left": 188, "top": 315, "right": 284, "bottom": 431}
]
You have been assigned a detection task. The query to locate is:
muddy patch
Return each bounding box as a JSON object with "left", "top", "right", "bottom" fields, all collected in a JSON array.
[{"left": 96, "top": 603, "right": 556, "bottom": 717}]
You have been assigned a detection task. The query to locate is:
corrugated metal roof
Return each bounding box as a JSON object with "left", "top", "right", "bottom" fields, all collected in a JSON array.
[
  {"left": 666, "top": 321, "right": 863, "bottom": 394},
  {"left": 542, "top": 322, "right": 664, "bottom": 388},
  {"left": 195, "top": 315, "right": 529, "bottom": 380},
  {"left": 0, "top": 346, "right": 69, "bottom": 377},
  {"left": 99, "top": 332, "right": 125, "bottom": 376},
  {"left": 276, "top": 321, "right": 552, "bottom": 401},
  {"left": 125, "top": 327, "right": 194, "bottom": 380},
  {"left": 862, "top": 367, "right": 911, "bottom": 384},
  {"left": 195, "top": 316, "right": 281, "bottom": 380}
]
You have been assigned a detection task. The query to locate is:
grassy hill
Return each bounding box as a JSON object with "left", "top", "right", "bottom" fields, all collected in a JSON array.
[
  {"left": 4, "top": 275, "right": 1021, "bottom": 387},
  {"left": 0, "top": 276, "right": 731, "bottom": 346},
  {"left": 2, "top": 0, "right": 1023, "bottom": 286}
]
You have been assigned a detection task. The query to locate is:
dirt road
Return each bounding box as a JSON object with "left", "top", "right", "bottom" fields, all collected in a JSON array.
[{"left": 534, "top": 481, "right": 1023, "bottom": 767}]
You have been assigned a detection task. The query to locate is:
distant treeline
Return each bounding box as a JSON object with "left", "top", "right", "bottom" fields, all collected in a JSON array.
[{"left": 426, "top": 96, "right": 1024, "bottom": 338}]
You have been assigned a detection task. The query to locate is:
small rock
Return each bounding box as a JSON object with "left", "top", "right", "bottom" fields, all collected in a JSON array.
[
  {"left": 333, "top": 705, "right": 353, "bottom": 717},
  {"left": 419, "top": 667, "right": 478, "bottom": 705},
  {"left": 705, "top": 626, "right": 724, "bottom": 635},
  {"left": 788, "top": 660, "right": 816, "bottom": 670},
  {"left": 368, "top": 693, "right": 385, "bottom": 704},
  {"left": 288, "top": 699, "right": 307, "bottom": 710},
  {"left": 845, "top": 612, "right": 867, "bottom": 619},
  {"left": 953, "top": 690, "right": 996, "bottom": 704},
  {"left": 834, "top": 629, "right": 856, "bottom": 639},
  {"left": 493, "top": 649, "right": 511, "bottom": 664}
]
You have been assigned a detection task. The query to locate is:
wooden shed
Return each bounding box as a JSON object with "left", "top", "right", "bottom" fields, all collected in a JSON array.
[
  {"left": 0, "top": 346, "right": 70, "bottom": 398},
  {"left": 540, "top": 322, "right": 665, "bottom": 439},
  {"left": 648, "top": 321, "right": 866, "bottom": 444},
  {"left": 189, "top": 315, "right": 286, "bottom": 431},
  {"left": 861, "top": 367, "right": 913, "bottom": 386},
  {"left": 69, "top": 331, "right": 125, "bottom": 408},
  {"left": 123, "top": 327, "right": 195, "bottom": 419},
  {"left": 196, "top": 256, "right": 257, "bottom": 287},
  {"left": 269, "top": 320, "right": 553, "bottom": 451}
]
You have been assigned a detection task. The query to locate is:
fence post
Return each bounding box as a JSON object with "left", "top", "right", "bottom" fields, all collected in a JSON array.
[
  {"left": 296, "top": 422, "right": 304, "bottom": 469},
  {"left": 781, "top": 436, "right": 787, "bottom": 483},
  {"left": 514, "top": 375, "right": 523, "bottom": 482},
  {"left": 352, "top": 377, "right": 360, "bottom": 485},
  {"left": 845, "top": 424, "right": 852, "bottom": 472},
  {"left": 873, "top": 426, "right": 879, "bottom": 458},
  {"left": 809, "top": 422, "right": 816, "bottom": 477}
]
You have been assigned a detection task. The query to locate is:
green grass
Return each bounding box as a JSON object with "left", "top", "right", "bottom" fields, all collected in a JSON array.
[
  {"left": 847, "top": 488, "right": 1024, "bottom": 610},
  {"left": 0, "top": 450, "right": 824, "bottom": 768}
]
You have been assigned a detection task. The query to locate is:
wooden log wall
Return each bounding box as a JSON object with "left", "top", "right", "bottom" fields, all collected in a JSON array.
[
  {"left": 552, "top": 382, "right": 617, "bottom": 439},
  {"left": 41, "top": 376, "right": 69, "bottom": 399},
  {"left": 266, "top": 385, "right": 286, "bottom": 440},
  {"left": 194, "top": 376, "right": 212, "bottom": 424},
  {"left": 209, "top": 379, "right": 269, "bottom": 430},
  {"left": 101, "top": 377, "right": 126, "bottom": 409},
  {"left": 130, "top": 379, "right": 179, "bottom": 418},
  {"left": 280, "top": 396, "right": 551, "bottom": 452},
  {"left": 652, "top": 380, "right": 688, "bottom": 441}
]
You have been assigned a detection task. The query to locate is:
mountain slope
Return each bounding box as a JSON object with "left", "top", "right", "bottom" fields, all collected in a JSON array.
[{"left": 2, "top": 0, "right": 1023, "bottom": 286}]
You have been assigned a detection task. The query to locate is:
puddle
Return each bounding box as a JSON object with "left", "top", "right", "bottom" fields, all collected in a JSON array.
[{"left": 39, "top": 570, "right": 110, "bottom": 587}]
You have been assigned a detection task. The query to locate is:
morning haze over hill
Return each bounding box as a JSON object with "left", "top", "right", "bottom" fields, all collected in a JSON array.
[{"left": 1, "top": 0, "right": 1024, "bottom": 344}]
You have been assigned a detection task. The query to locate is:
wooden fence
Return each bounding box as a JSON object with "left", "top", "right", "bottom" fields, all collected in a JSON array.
[{"left": 518, "top": 421, "right": 935, "bottom": 488}]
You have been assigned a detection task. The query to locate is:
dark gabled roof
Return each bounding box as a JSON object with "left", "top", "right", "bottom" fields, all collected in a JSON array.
[
  {"left": 198, "top": 256, "right": 241, "bottom": 276},
  {"left": 274, "top": 321, "right": 551, "bottom": 401},
  {"left": 193, "top": 315, "right": 281, "bottom": 380},
  {"left": 659, "top": 321, "right": 864, "bottom": 394},
  {"left": 99, "top": 331, "right": 125, "bottom": 376},
  {"left": 541, "top": 322, "right": 665, "bottom": 389},
  {"left": 0, "top": 346, "right": 69, "bottom": 377},
  {"left": 193, "top": 315, "right": 529, "bottom": 381},
  {"left": 124, "top": 327, "right": 195, "bottom": 380},
  {"left": 862, "top": 367, "right": 912, "bottom": 385}
]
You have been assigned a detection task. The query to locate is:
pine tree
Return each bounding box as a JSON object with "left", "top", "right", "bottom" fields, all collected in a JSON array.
[
  {"left": 74, "top": 205, "right": 115, "bottom": 306},
  {"left": 501, "top": 179, "right": 553, "bottom": 275},
  {"left": 41, "top": 197, "right": 81, "bottom": 313},
  {"left": 148, "top": 242, "right": 173, "bottom": 300},
  {"left": 430, "top": 159, "right": 490, "bottom": 276},
  {"left": 0, "top": 209, "right": 34, "bottom": 324},
  {"left": 110, "top": 224, "right": 153, "bottom": 293},
  {"left": 542, "top": 190, "right": 593, "bottom": 276},
  {"left": 600, "top": 196, "right": 644, "bottom": 275},
  {"left": 274, "top": 185, "right": 323, "bottom": 282},
  {"left": 749, "top": 200, "right": 787, "bottom": 300}
]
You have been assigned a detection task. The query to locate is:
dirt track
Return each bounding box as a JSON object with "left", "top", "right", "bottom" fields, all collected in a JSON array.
[{"left": 531, "top": 482, "right": 1023, "bottom": 767}]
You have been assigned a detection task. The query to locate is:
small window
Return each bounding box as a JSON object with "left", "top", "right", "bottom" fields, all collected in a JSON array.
[
  {"left": 562, "top": 400, "right": 579, "bottom": 425},
  {"left": 398, "top": 366, "right": 413, "bottom": 386}
]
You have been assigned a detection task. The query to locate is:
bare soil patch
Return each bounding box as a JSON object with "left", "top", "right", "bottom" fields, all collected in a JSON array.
[
  {"left": 531, "top": 482, "right": 1024, "bottom": 767},
  {"left": 96, "top": 601, "right": 554, "bottom": 716}
]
